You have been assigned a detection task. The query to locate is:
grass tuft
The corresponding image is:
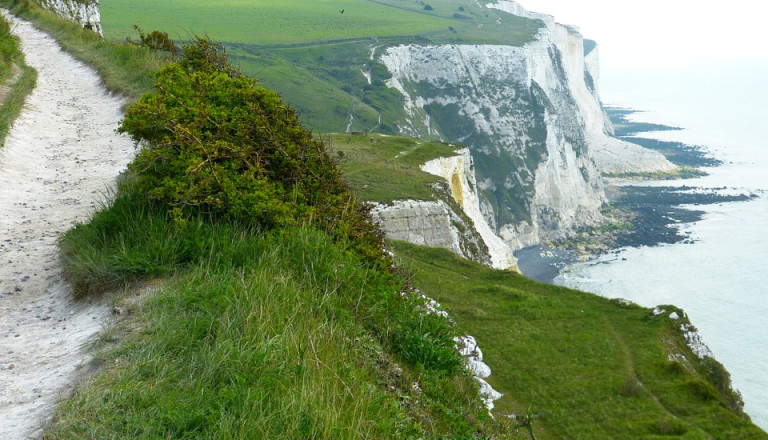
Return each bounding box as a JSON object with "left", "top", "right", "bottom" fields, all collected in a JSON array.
[
  {"left": 53, "top": 187, "right": 501, "bottom": 438},
  {"left": 0, "top": 12, "right": 36, "bottom": 146}
]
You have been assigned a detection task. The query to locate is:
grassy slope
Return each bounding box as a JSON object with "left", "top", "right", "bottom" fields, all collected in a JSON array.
[
  {"left": 50, "top": 194, "right": 499, "bottom": 438},
  {"left": 0, "top": 13, "right": 36, "bottom": 145},
  {"left": 101, "top": 0, "right": 539, "bottom": 46},
  {"left": 100, "top": 0, "right": 542, "bottom": 132},
  {"left": 393, "top": 242, "right": 766, "bottom": 439},
  {"left": 337, "top": 134, "right": 768, "bottom": 438}
]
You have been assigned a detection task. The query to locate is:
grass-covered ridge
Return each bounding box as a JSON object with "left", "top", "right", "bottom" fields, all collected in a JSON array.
[
  {"left": 53, "top": 200, "right": 499, "bottom": 438},
  {"left": 393, "top": 242, "right": 767, "bottom": 439},
  {"left": 43, "top": 30, "right": 510, "bottom": 438},
  {"left": 330, "top": 133, "right": 459, "bottom": 202}
]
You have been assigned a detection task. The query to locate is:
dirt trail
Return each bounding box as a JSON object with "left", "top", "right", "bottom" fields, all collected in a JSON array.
[{"left": 0, "top": 11, "right": 134, "bottom": 439}]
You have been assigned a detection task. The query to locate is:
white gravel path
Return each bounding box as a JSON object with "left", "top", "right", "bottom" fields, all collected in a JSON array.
[{"left": 0, "top": 11, "right": 135, "bottom": 439}]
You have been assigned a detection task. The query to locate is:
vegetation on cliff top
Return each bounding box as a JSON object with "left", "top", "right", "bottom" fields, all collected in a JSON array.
[
  {"left": 50, "top": 34, "right": 509, "bottom": 438},
  {"left": 97, "top": 0, "right": 542, "bottom": 133},
  {"left": 4, "top": 1, "right": 765, "bottom": 438}
]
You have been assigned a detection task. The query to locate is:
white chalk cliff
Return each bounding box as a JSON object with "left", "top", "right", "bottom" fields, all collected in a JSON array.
[
  {"left": 420, "top": 148, "right": 518, "bottom": 270},
  {"left": 378, "top": 1, "right": 674, "bottom": 251},
  {"left": 371, "top": 147, "right": 519, "bottom": 271},
  {"left": 37, "top": 0, "right": 101, "bottom": 34}
]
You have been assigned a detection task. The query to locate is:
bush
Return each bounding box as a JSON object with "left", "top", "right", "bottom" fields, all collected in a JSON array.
[
  {"left": 130, "top": 25, "right": 178, "bottom": 55},
  {"left": 119, "top": 37, "right": 386, "bottom": 265}
]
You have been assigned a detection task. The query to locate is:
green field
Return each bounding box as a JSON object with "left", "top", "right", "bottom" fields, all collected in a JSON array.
[
  {"left": 101, "top": 0, "right": 541, "bottom": 46},
  {"left": 100, "top": 0, "right": 542, "bottom": 132}
]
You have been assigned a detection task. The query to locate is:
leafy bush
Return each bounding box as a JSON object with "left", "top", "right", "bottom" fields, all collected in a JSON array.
[
  {"left": 119, "top": 37, "right": 386, "bottom": 265},
  {"left": 130, "top": 25, "right": 178, "bottom": 55}
]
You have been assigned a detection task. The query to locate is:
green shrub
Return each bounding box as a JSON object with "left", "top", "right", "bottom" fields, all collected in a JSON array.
[
  {"left": 685, "top": 379, "right": 719, "bottom": 401},
  {"left": 700, "top": 356, "right": 746, "bottom": 415},
  {"left": 129, "top": 25, "right": 178, "bottom": 55},
  {"left": 119, "top": 37, "right": 386, "bottom": 265}
]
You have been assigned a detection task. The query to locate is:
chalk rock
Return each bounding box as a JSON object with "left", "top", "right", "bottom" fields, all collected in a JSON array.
[{"left": 37, "top": 0, "right": 102, "bottom": 34}]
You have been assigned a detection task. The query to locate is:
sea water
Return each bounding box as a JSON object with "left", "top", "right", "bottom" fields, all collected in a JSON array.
[{"left": 558, "top": 57, "right": 768, "bottom": 430}]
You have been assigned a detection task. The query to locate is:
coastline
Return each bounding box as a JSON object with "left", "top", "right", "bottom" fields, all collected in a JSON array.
[{"left": 516, "top": 107, "right": 756, "bottom": 284}]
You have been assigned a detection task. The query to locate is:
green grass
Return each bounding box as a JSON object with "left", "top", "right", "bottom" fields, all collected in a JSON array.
[
  {"left": 102, "top": 0, "right": 541, "bottom": 46},
  {"left": 0, "top": 61, "right": 35, "bottom": 145},
  {"left": 330, "top": 133, "right": 460, "bottom": 202},
  {"left": 50, "top": 190, "right": 509, "bottom": 439},
  {"left": 392, "top": 241, "right": 767, "bottom": 439}
]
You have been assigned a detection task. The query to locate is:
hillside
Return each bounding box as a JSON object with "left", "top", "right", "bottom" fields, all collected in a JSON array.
[
  {"left": 100, "top": 0, "right": 541, "bottom": 133},
  {"left": 1, "top": 1, "right": 766, "bottom": 439}
]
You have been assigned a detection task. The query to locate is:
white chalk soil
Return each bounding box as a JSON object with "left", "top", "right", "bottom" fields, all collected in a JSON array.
[{"left": 0, "top": 11, "right": 134, "bottom": 439}]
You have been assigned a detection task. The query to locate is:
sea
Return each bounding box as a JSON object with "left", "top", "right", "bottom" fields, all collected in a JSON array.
[{"left": 557, "top": 57, "right": 768, "bottom": 430}]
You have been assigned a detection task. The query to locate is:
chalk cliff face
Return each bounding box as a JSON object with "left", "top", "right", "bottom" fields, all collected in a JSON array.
[
  {"left": 371, "top": 148, "right": 518, "bottom": 271},
  {"left": 379, "top": 1, "right": 674, "bottom": 250},
  {"left": 38, "top": 0, "right": 101, "bottom": 34},
  {"left": 420, "top": 148, "right": 517, "bottom": 270}
]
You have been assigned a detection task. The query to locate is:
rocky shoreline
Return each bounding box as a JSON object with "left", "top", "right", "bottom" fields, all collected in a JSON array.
[{"left": 516, "top": 108, "right": 758, "bottom": 284}]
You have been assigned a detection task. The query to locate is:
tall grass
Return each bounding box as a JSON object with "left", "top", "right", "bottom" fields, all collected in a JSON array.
[
  {"left": 52, "top": 188, "right": 506, "bottom": 438},
  {"left": 0, "top": 0, "right": 165, "bottom": 100}
]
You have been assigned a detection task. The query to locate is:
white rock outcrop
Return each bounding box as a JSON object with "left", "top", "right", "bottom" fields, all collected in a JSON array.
[
  {"left": 455, "top": 335, "right": 503, "bottom": 411},
  {"left": 371, "top": 199, "right": 469, "bottom": 255},
  {"left": 38, "top": 0, "right": 101, "bottom": 34}
]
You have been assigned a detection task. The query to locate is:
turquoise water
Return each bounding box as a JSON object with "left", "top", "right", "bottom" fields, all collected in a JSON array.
[{"left": 559, "top": 58, "right": 768, "bottom": 429}]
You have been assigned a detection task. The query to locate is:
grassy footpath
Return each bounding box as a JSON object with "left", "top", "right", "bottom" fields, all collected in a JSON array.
[{"left": 393, "top": 242, "right": 767, "bottom": 439}]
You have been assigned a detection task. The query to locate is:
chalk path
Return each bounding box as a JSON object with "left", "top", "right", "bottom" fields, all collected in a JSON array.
[{"left": 0, "top": 11, "right": 134, "bottom": 439}]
